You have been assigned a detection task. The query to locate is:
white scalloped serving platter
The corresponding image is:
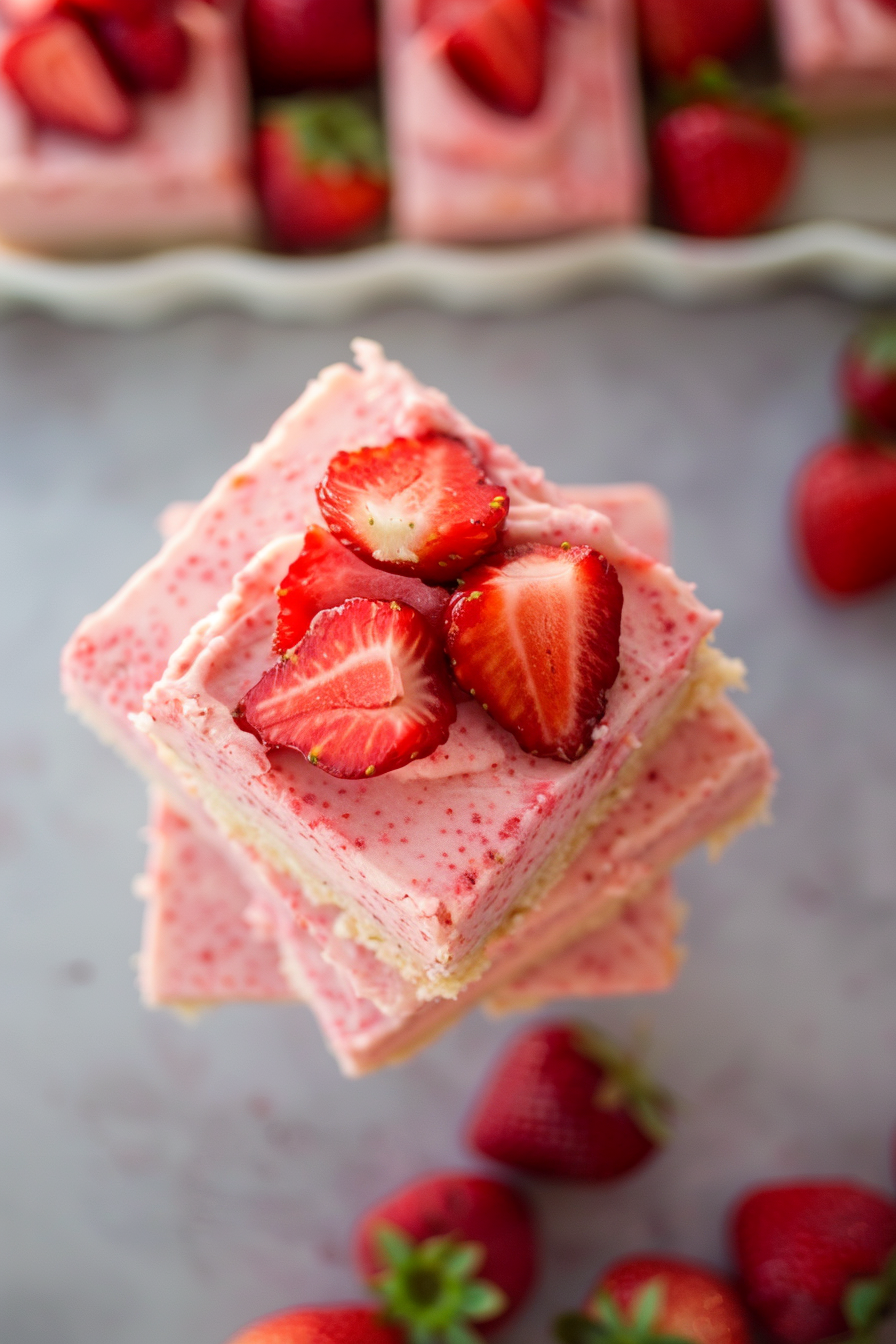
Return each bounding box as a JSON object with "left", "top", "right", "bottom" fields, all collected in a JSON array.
[{"left": 3, "top": 221, "right": 896, "bottom": 326}]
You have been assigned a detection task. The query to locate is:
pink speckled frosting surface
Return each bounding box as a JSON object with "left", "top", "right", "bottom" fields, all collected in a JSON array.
[{"left": 382, "top": 0, "right": 645, "bottom": 241}]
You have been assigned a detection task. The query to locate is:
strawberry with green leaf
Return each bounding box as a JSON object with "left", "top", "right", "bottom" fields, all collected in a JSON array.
[
  {"left": 555, "top": 1256, "right": 750, "bottom": 1344},
  {"left": 467, "top": 1022, "right": 673, "bottom": 1181},
  {"left": 356, "top": 1172, "right": 538, "bottom": 1341},
  {"left": 255, "top": 94, "right": 388, "bottom": 251}
]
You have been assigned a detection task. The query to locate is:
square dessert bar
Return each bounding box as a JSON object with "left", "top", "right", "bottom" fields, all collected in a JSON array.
[
  {"left": 140, "top": 692, "right": 772, "bottom": 1074},
  {"left": 0, "top": 1, "right": 256, "bottom": 255},
  {"left": 771, "top": 0, "right": 896, "bottom": 114},
  {"left": 114, "top": 343, "right": 738, "bottom": 999},
  {"left": 139, "top": 795, "right": 678, "bottom": 1014},
  {"left": 382, "top": 0, "right": 645, "bottom": 241}
]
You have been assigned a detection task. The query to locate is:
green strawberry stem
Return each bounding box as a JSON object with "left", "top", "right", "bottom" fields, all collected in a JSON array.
[
  {"left": 844, "top": 1249, "right": 896, "bottom": 1344},
  {"left": 572, "top": 1024, "right": 674, "bottom": 1145},
  {"left": 659, "top": 59, "right": 807, "bottom": 131},
  {"left": 554, "top": 1280, "right": 695, "bottom": 1344},
  {"left": 264, "top": 94, "right": 387, "bottom": 176},
  {"left": 372, "top": 1223, "right": 507, "bottom": 1344}
]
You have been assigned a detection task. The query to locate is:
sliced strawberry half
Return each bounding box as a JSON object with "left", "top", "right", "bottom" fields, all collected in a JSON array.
[
  {"left": 1, "top": 14, "right": 136, "bottom": 141},
  {"left": 444, "top": 543, "right": 623, "bottom": 761},
  {"left": 316, "top": 433, "right": 510, "bottom": 583},
  {"left": 431, "top": 0, "right": 548, "bottom": 118},
  {"left": 274, "top": 524, "right": 451, "bottom": 654},
  {"left": 243, "top": 598, "right": 457, "bottom": 778}
]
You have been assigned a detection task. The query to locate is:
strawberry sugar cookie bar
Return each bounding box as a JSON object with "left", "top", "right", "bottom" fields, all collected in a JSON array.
[
  {"left": 0, "top": 1, "right": 255, "bottom": 255},
  {"left": 770, "top": 0, "right": 896, "bottom": 114},
  {"left": 140, "top": 691, "right": 771, "bottom": 1074},
  {"left": 381, "top": 0, "right": 645, "bottom": 242},
  {"left": 62, "top": 341, "right": 773, "bottom": 1070}
]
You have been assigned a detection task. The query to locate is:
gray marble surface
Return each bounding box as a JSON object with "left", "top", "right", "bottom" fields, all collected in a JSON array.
[{"left": 2, "top": 293, "right": 896, "bottom": 1344}]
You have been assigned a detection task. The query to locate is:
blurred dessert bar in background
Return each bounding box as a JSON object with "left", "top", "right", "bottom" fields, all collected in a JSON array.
[{"left": 382, "top": 0, "right": 645, "bottom": 241}]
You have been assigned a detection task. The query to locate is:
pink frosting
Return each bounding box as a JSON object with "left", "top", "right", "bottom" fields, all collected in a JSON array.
[
  {"left": 383, "top": 0, "right": 645, "bottom": 241},
  {"left": 0, "top": 1, "right": 256, "bottom": 255},
  {"left": 491, "top": 875, "right": 680, "bottom": 1008},
  {"left": 138, "top": 797, "right": 290, "bottom": 1005},
  {"left": 130, "top": 347, "right": 719, "bottom": 980},
  {"left": 771, "top": 0, "right": 896, "bottom": 107},
  {"left": 139, "top": 695, "right": 772, "bottom": 1072}
]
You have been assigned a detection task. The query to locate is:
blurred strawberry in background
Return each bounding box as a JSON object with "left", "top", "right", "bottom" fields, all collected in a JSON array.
[
  {"left": 841, "top": 313, "right": 896, "bottom": 438},
  {"left": 356, "top": 1172, "right": 538, "bottom": 1338},
  {"left": 255, "top": 94, "right": 388, "bottom": 251},
  {"left": 467, "top": 1022, "right": 673, "bottom": 1181},
  {"left": 636, "top": 0, "right": 764, "bottom": 79},
  {"left": 245, "top": 0, "right": 377, "bottom": 94},
  {"left": 226, "top": 1304, "right": 402, "bottom": 1344},
  {"left": 653, "top": 66, "right": 799, "bottom": 239},
  {"left": 555, "top": 1254, "right": 751, "bottom": 1344},
  {"left": 792, "top": 439, "right": 896, "bottom": 598},
  {"left": 732, "top": 1181, "right": 896, "bottom": 1344}
]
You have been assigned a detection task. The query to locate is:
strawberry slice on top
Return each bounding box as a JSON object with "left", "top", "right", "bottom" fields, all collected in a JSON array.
[
  {"left": 444, "top": 542, "right": 623, "bottom": 761},
  {"left": 316, "top": 433, "right": 510, "bottom": 583},
  {"left": 243, "top": 598, "right": 457, "bottom": 778},
  {"left": 274, "top": 525, "right": 451, "bottom": 654},
  {"left": 426, "top": 0, "right": 548, "bottom": 118},
  {"left": 2, "top": 13, "right": 136, "bottom": 141}
]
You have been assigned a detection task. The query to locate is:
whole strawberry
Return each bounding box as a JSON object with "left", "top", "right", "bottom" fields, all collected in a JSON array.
[
  {"left": 355, "top": 1172, "right": 538, "bottom": 1338},
  {"left": 466, "top": 1023, "right": 672, "bottom": 1181},
  {"left": 841, "top": 314, "right": 896, "bottom": 438},
  {"left": 654, "top": 95, "right": 797, "bottom": 238},
  {"left": 226, "top": 1304, "right": 402, "bottom": 1344},
  {"left": 555, "top": 1254, "right": 750, "bottom": 1344},
  {"left": 244, "top": 0, "right": 377, "bottom": 95},
  {"left": 636, "top": 0, "right": 764, "bottom": 78},
  {"left": 254, "top": 95, "right": 388, "bottom": 252},
  {"left": 732, "top": 1181, "right": 896, "bottom": 1344},
  {"left": 792, "top": 439, "right": 896, "bottom": 597}
]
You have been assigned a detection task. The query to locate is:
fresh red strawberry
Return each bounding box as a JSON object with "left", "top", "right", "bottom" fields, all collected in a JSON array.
[
  {"left": 654, "top": 99, "right": 797, "bottom": 238},
  {"left": 226, "top": 1303, "right": 403, "bottom": 1344},
  {"left": 316, "top": 434, "right": 510, "bottom": 583},
  {"left": 244, "top": 0, "right": 376, "bottom": 95},
  {"left": 444, "top": 543, "right": 622, "bottom": 761},
  {"left": 1, "top": 14, "right": 135, "bottom": 140},
  {"left": 356, "top": 1172, "right": 538, "bottom": 1337},
  {"left": 732, "top": 1182, "right": 896, "bottom": 1344},
  {"left": 274, "top": 525, "right": 451, "bottom": 654},
  {"left": 254, "top": 95, "right": 388, "bottom": 252},
  {"left": 555, "top": 1254, "right": 750, "bottom": 1344},
  {"left": 792, "top": 439, "right": 896, "bottom": 597},
  {"left": 841, "top": 314, "right": 896, "bottom": 438},
  {"left": 243, "top": 598, "right": 456, "bottom": 778},
  {"left": 467, "top": 1022, "right": 672, "bottom": 1181},
  {"left": 636, "top": 0, "right": 764, "bottom": 78},
  {"left": 92, "top": 9, "right": 188, "bottom": 92},
  {"left": 426, "top": 0, "right": 548, "bottom": 118}
]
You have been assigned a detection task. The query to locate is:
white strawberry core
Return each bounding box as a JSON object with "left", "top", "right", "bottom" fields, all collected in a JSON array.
[
  {"left": 365, "top": 498, "right": 424, "bottom": 566},
  {"left": 274, "top": 648, "right": 403, "bottom": 715}
]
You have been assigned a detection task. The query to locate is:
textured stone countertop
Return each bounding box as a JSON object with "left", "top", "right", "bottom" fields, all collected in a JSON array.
[{"left": 1, "top": 293, "right": 895, "bottom": 1344}]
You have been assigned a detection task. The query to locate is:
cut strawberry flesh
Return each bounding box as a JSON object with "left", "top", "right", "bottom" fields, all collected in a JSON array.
[
  {"left": 438, "top": 0, "right": 547, "bottom": 118},
  {"left": 445, "top": 542, "right": 623, "bottom": 761},
  {"left": 243, "top": 598, "right": 457, "bottom": 778},
  {"left": 316, "top": 433, "right": 510, "bottom": 582},
  {"left": 274, "top": 524, "right": 451, "bottom": 654},
  {"left": 1, "top": 15, "right": 135, "bottom": 141}
]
